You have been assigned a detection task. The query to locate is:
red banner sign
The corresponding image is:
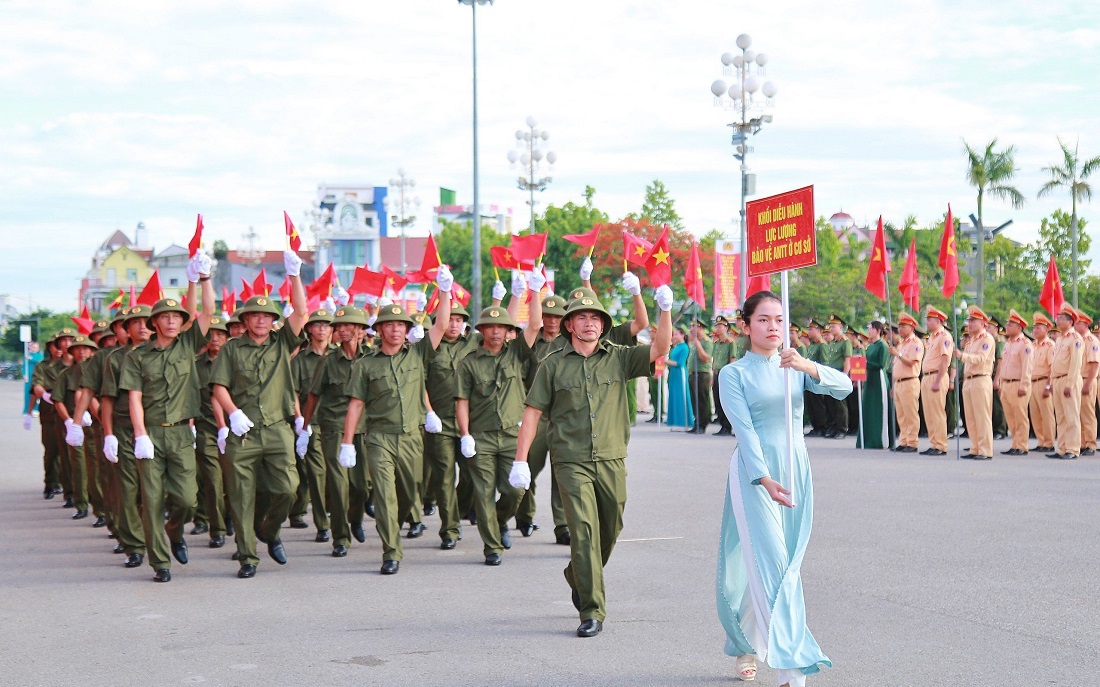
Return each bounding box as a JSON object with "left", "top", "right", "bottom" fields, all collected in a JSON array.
[
  {"left": 849, "top": 355, "right": 867, "bottom": 382},
  {"left": 746, "top": 185, "right": 817, "bottom": 277}
]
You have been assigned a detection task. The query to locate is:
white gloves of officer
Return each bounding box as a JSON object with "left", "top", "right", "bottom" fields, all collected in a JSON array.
[
  {"left": 338, "top": 443, "right": 356, "bottom": 468},
  {"left": 511, "top": 273, "right": 527, "bottom": 299},
  {"left": 460, "top": 434, "right": 476, "bottom": 458},
  {"left": 81, "top": 411, "right": 93, "bottom": 427},
  {"left": 655, "top": 284, "right": 674, "bottom": 312},
  {"left": 187, "top": 253, "right": 213, "bottom": 283},
  {"left": 492, "top": 280, "right": 507, "bottom": 302},
  {"left": 22, "top": 414, "right": 32, "bottom": 431},
  {"left": 229, "top": 409, "right": 254, "bottom": 436},
  {"left": 364, "top": 294, "right": 379, "bottom": 306},
  {"left": 622, "top": 271, "right": 641, "bottom": 296},
  {"left": 217, "top": 426, "right": 229, "bottom": 454},
  {"left": 414, "top": 290, "right": 428, "bottom": 313},
  {"left": 103, "top": 434, "right": 119, "bottom": 463},
  {"left": 334, "top": 285, "right": 350, "bottom": 306},
  {"left": 579, "top": 256, "right": 593, "bottom": 281},
  {"left": 407, "top": 324, "right": 425, "bottom": 343},
  {"left": 134, "top": 434, "right": 155, "bottom": 460},
  {"left": 379, "top": 296, "right": 393, "bottom": 307},
  {"left": 508, "top": 461, "right": 532, "bottom": 489},
  {"left": 321, "top": 296, "right": 336, "bottom": 313},
  {"left": 528, "top": 268, "right": 546, "bottom": 294},
  {"left": 435, "top": 264, "right": 454, "bottom": 293},
  {"left": 424, "top": 411, "right": 442, "bottom": 434},
  {"left": 41, "top": 391, "right": 52, "bottom": 405},
  {"left": 295, "top": 425, "right": 312, "bottom": 458},
  {"left": 283, "top": 249, "right": 302, "bottom": 277},
  {"left": 282, "top": 303, "right": 294, "bottom": 319},
  {"left": 64, "top": 419, "right": 84, "bottom": 447}
]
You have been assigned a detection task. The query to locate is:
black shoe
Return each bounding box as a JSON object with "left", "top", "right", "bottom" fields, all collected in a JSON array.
[
  {"left": 237, "top": 564, "right": 256, "bottom": 578},
  {"left": 1082, "top": 447, "right": 1096, "bottom": 456},
  {"left": 577, "top": 619, "right": 603, "bottom": 637},
  {"left": 407, "top": 522, "right": 425, "bottom": 538},
  {"left": 315, "top": 529, "right": 331, "bottom": 543},
  {"left": 423, "top": 503, "right": 437, "bottom": 517},
  {"left": 834, "top": 431, "right": 850, "bottom": 439},
  {"left": 267, "top": 540, "right": 287, "bottom": 565},
  {"left": 644, "top": 416, "right": 659, "bottom": 423},
  {"left": 918, "top": 448, "right": 934, "bottom": 455},
  {"left": 92, "top": 516, "right": 108, "bottom": 528},
  {"left": 484, "top": 553, "right": 502, "bottom": 566},
  {"left": 72, "top": 508, "right": 88, "bottom": 520},
  {"left": 43, "top": 488, "right": 54, "bottom": 500},
  {"left": 971, "top": 455, "right": 992, "bottom": 461},
  {"left": 556, "top": 530, "right": 571, "bottom": 546},
  {"left": 209, "top": 534, "right": 226, "bottom": 548},
  {"left": 289, "top": 517, "right": 309, "bottom": 529},
  {"left": 804, "top": 429, "right": 823, "bottom": 438},
  {"left": 153, "top": 569, "right": 171, "bottom": 583},
  {"left": 440, "top": 538, "right": 457, "bottom": 550},
  {"left": 713, "top": 428, "right": 733, "bottom": 436},
  {"left": 190, "top": 523, "right": 209, "bottom": 535},
  {"left": 63, "top": 497, "right": 74, "bottom": 508},
  {"left": 900, "top": 446, "right": 917, "bottom": 453},
  {"left": 231, "top": 551, "right": 241, "bottom": 561},
  {"left": 380, "top": 560, "right": 399, "bottom": 575},
  {"left": 1046, "top": 453, "right": 1063, "bottom": 459},
  {"left": 1060, "top": 453, "right": 1079, "bottom": 460},
  {"left": 364, "top": 499, "right": 375, "bottom": 519},
  {"left": 518, "top": 522, "right": 538, "bottom": 537},
  {"left": 925, "top": 449, "right": 946, "bottom": 456},
  {"left": 351, "top": 523, "right": 366, "bottom": 543},
  {"left": 107, "top": 531, "right": 117, "bottom": 539},
  {"left": 822, "top": 429, "right": 836, "bottom": 439},
  {"left": 466, "top": 510, "right": 478, "bottom": 525},
  {"left": 332, "top": 544, "right": 348, "bottom": 557},
  {"left": 500, "top": 528, "right": 512, "bottom": 550},
  {"left": 1001, "top": 449, "right": 1020, "bottom": 455},
  {"left": 171, "top": 539, "right": 189, "bottom": 565},
  {"left": 226, "top": 520, "right": 235, "bottom": 536},
  {"left": 113, "top": 544, "right": 126, "bottom": 554},
  {"left": 960, "top": 454, "right": 975, "bottom": 460},
  {"left": 124, "top": 552, "right": 144, "bottom": 568}
]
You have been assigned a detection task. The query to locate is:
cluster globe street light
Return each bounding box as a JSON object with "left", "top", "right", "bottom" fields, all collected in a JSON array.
[
  {"left": 458, "top": 0, "right": 493, "bottom": 315},
  {"left": 709, "top": 33, "right": 777, "bottom": 304},
  {"left": 382, "top": 169, "right": 421, "bottom": 275},
  {"left": 507, "top": 116, "right": 557, "bottom": 233}
]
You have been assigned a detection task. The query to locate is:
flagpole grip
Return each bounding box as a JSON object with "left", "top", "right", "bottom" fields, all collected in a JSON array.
[{"left": 781, "top": 270, "right": 796, "bottom": 507}]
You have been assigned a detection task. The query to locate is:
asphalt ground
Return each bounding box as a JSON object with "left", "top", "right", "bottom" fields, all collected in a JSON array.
[{"left": 2, "top": 379, "right": 1098, "bottom": 687}]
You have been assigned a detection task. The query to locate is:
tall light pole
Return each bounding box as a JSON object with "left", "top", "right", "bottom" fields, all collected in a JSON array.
[
  {"left": 508, "top": 116, "right": 557, "bottom": 233},
  {"left": 383, "top": 170, "right": 420, "bottom": 275},
  {"left": 710, "top": 34, "right": 777, "bottom": 305},
  {"left": 459, "top": 0, "right": 492, "bottom": 315}
]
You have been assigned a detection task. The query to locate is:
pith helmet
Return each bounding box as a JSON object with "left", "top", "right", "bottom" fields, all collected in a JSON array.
[
  {"left": 332, "top": 306, "right": 370, "bottom": 327},
  {"left": 567, "top": 286, "right": 599, "bottom": 303},
  {"left": 90, "top": 319, "right": 111, "bottom": 336},
  {"left": 306, "top": 308, "right": 334, "bottom": 326},
  {"left": 207, "top": 315, "right": 229, "bottom": 333},
  {"left": 475, "top": 306, "right": 517, "bottom": 330},
  {"left": 374, "top": 304, "right": 414, "bottom": 327},
  {"left": 123, "top": 304, "right": 153, "bottom": 323},
  {"left": 49, "top": 327, "right": 78, "bottom": 344},
  {"left": 69, "top": 335, "right": 98, "bottom": 352},
  {"left": 541, "top": 295, "right": 567, "bottom": 317},
  {"left": 236, "top": 295, "right": 282, "bottom": 320},
  {"left": 226, "top": 314, "right": 242, "bottom": 327},
  {"left": 449, "top": 302, "right": 470, "bottom": 321},
  {"left": 150, "top": 298, "right": 191, "bottom": 325},
  {"left": 564, "top": 294, "right": 613, "bottom": 333}
]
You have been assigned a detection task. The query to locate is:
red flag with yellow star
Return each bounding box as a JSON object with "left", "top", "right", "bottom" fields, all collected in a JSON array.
[
  {"left": 348, "top": 267, "right": 386, "bottom": 298},
  {"left": 644, "top": 227, "right": 672, "bottom": 287},
  {"left": 938, "top": 204, "right": 959, "bottom": 298},
  {"left": 107, "top": 288, "right": 125, "bottom": 311},
  {"left": 623, "top": 231, "right": 653, "bottom": 268},
  {"left": 136, "top": 271, "right": 163, "bottom": 307},
  {"left": 1040, "top": 254, "right": 1064, "bottom": 317},
  {"left": 382, "top": 265, "right": 408, "bottom": 294},
  {"left": 490, "top": 245, "right": 534, "bottom": 270},
  {"left": 864, "top": 215, "right": 890, "bottom": 300},
  {"left": 284, "top": 211, "right": 301, "bottom": 252},
  {"left": 684, "top": 240, "right": 706, "bottom": 305}
]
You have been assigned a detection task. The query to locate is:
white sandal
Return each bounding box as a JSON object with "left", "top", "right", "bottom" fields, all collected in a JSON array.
[{"left": 736, "top": 655, "right": 757, "bottom": 681}]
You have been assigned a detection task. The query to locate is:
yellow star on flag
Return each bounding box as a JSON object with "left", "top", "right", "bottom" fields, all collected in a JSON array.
[
  {"left": 652, "top": 248, "right": 670, "bottom": 265},
  {"left": 634, "top": 245, "right": 647, "bottom": 256}
]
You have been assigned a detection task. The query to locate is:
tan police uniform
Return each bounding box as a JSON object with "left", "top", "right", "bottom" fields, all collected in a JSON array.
[
  {"left": 1028, "top": 313, "right": 1057, "bottom": 451},
  {"left": 995, "top": 311, "right": 1033, "bottom": 453},
  {"left": 920, "top": 307, "right": 954, "bottom": 452},
  {"left": 959, "top": 307, "right": 996, "bottom": 459},
  {"left": 1075, "top": 311, "right": 1100, "bottom": 453},
  {"left": 893, "top": 313, "right": 924, "bottom": 450},
  {"left": 1050, "top": 306, "right": 1084, "bottom": 457}
]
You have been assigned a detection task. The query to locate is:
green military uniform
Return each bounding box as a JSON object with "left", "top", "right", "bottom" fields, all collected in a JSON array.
[
  {"left": 119, "top": 301, "right": 205, "bottom": 574},
  {"left": 80, "top": 327, "right": 123, "bottom": 537},
  {"left": 711, "top": 319, "right": 736, "bottom": 436},
  {"left": 194, "top": 316, "right": 231, "bottom": 544},
  {"left": 52, "top": 347, "right": 91, "bottom": 516},
  {"left": 455, "top": 308, "right": 535, "bottom": 558},
  {"left": 687, "top": 329, "right": 713, "bottom": 432},
  {"left": 291, "top": 310, "right": 335, "bottom": 536},
  {"left": 803, "top": 321, "right": 828, "bottom": 435},
  {"left": 31, "top": 352, "right": 64, "bottom": 495},
  {"left": 820, "top": 319, "right": 853, "bottom": 436},
  {"left": 991, "top": 332, "right": 1008, "bottom": 438},
  {"left": 210, "top": 297, "right": 304, "bottom": 570}
]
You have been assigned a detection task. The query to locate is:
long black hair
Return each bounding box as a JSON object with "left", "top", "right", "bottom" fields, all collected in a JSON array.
[{"left": 742, "top": 290, "right": 781, "bottom": 320}]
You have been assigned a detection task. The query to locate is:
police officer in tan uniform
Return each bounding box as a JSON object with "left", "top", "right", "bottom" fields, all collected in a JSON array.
[
  {"left": 1073, "top": 309, "right": 1100, "bottom": 455},
  {"left": 919, "top": 306, "right": 953, "bottom": 455},
  {"left": 955, "top": 306, "right": 996, "bottom": 460},
  {"left": 890, "top": 312, "right": 923, "bottom": 452},
  {"left": 995, "top": 310, "right": 1033, "bottom": 455},
  {"left": 1048, "top": 306, "right": 1084, "bottom": 460},
  {"left": 1029, "top": 313, "right": 1057, "bottom": 452}
]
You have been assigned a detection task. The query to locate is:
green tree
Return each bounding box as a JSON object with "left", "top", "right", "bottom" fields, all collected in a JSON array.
[
  {"left": 632, "top": 179, "right": 684, "bottom": 230},
  {"left": 963, "top": 138, "right": 1026, "bottom": 307},
  {"left": 1025, "top": 210, "right": 1090, "bottom": 277},
  {"left": 982, "top": 235, "right": 1041, "bottom": 316},
  {"left": 212, "top": 239, "right": 229, "bottom": 261},
  {"left": 1037, "top": 138, "right": 1100, "bottom": 307},
  {"left": 1, "top": 309, "right": 78, "bottom": 360}
]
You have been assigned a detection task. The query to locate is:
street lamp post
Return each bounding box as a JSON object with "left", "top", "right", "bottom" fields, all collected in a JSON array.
[
  {"left": 508, "top": 116, "right": 557, "bottom": 233},
  {"left": 710, "top": 34, "right": 777, "bottom": 305},
  {"left": 383, "top": 170, "right": 420, "bottom": 275},
  {"left": 459, "top": 0, "right": 493, "bottom": 315}
]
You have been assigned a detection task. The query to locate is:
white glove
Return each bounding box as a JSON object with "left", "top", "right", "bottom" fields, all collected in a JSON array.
[
  {"left": 186, "top": 253, "right": 212, "bottom": 283},
  {"left": 622, "top": 271, "right": 641, "bottom": 296},
  {"left": 103, "top": 434, "right": 119, "bottom": 463},
  {"left": 334, "top": 285, "right": 350, "bottom": 306},
  {"left": 41, "top": 391, "right": 52, "bottom": 405},
  {"left": 64, "top": 419, "right": 85, "bottom": 447},
  {"left": 294, "top": 416, "right": 305, "bottom": 435},
  {"left": 413, "top": 290, "right": 427, "bottom": 312},
  {"left": 508, "top": 461, "right": 532, "bottom": 490},
  {"left": 435, "top": 264, "right": 454, "bottom": 293},
  {"left": 511, "top": 273, "right": 527, "bottom": 298},
  {"left": 492, "top": 280, "right": 507, "bottom": 301},
  {"left": 460, "top": 434, "right": 476, "bottom": 458},
  {"left": 186, "top": 257, "right": 202, "bottom": 284},
  {"left": 228, "top": 409, "right": 254, "bottom": 437},
  {"left": 654, "top": 284, "right": 674, "bottom": 312},
  {"left": 283, "top": 249, "right": 303, "bottom": 277},
  {"left": 22, "top": 414, "right": 32, "bottom": 431},
  {"left": 527, "top": 268, "right": 546, "bottom": 293},
  {"left": 579, "top": 256, "right": 594, "bottom": 281},
  {"left": 283, "top": 303, "right": 294, "bottom": 318},
  {"left": 424, "top": 411, "right": 442, "bottom": 434},
  {"left": 367, "top": 314, "right": 378, "bottom": 326},
  {"left": 364, "top": 294, "right": 379, "bottom": 306},
  {"left": 217, "top": 426, "right": 229, "bottom": 454},
  {"left": 321, "top": 296, "right": 336, "bottom": 313},
  {"left": 338, "top": 443, "right": 357, "bottom": 468},
  {"left": 81, "top": 411, "right": 93, "bottom": 427},
  {"left": 295, "top": 426, "right": 312, "bottom": 458},
  {"left": 379, "top": 296, "right": 393, "bottom": 307},
  {"left": 134, "top": 434, "right": 155, "bottom": 460},
  {"left": 407, "top": 324, "right": 425, "bottom": 343}
]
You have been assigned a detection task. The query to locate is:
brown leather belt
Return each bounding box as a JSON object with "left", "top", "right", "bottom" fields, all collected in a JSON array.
[
  {"left": 1053, "top": 374, "right": 1068, "bottom": 379},
  {"left": 1032, "top": 376, "right": 1049, "bottom": 382},
  {"left": 1002, "top": 378, "right": 1020, "bottom": 383},
  {"left": 966, "top": 373, "right": 989, "bottom": 379},
  {"left": 895, "top": 376, "right": 917, "bottom": 382}
]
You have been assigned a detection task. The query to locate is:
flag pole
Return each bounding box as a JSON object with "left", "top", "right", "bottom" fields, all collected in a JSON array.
[
  {"left": 781, "top": 269, "right": 796, "bottom": 507},
  {"left": 883, "top": 264, "right": 898, "bottom": 451},
  {"left": 953, "top": 293, "right": 962, "bottom": 461}
]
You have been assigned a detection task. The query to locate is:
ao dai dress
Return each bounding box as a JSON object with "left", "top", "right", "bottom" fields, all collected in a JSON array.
[{"left": 716, "top": 350, "right": 852, "bottom": 686}]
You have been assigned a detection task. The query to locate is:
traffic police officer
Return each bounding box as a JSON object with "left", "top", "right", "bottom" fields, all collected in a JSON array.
[
  {"left": 920, "top": 306, "right": 953, "bottom": 455},
  {"left": 890, "top": 312, "right": 923, "bottom": 452},
  {"left": 955, "top": 306, "right": 996, "bottom": 460}
]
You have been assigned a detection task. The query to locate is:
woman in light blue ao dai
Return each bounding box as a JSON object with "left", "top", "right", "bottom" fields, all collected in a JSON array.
[{"left": 716, "top": 291, "right": 852, "bottom": 686}]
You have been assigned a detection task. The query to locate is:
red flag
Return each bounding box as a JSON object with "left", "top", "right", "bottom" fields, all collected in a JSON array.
[
  {"left": 684, "top": 241, "right": 706, "bottom": 305},
  {"left": 864, "top": 215, "right": 891, "bottom": 300},
  {"left": 348, "top": 267, "right": 387, "bottom": 298},
  {"left": 72, "top": 304, "right": 95, "bottom": 334},
  {"left": 898, "top": 238, "right": 920, "bottom": 311},
  {"left": 426, "top": 282, "right": 472, "bottom": 314},
  {"left": 563, "top": 224, "right": 602, "bottom": 248},
  {"left": 623, "top": 232, "right": 653, "bottom": 267},
  {"left": 221, "top": 286, "right": 231, "bottom": 311},
  {"left": 747, "top": 274, "right": 771, "bottom": 298},
  {"left": 107, "top": 288, "right": 125, "bottom": 310},
  {"left": 278, "top": 277, "right": 292, "bottom": 302},
  {"left": 1040, "top": 254, "right": 1065, "bottom": 317},
  {"left": 510, "top": 233, "right": 548, "bottom": 265},
  {"left": 136, "top": 271, "right": 163, "bottom": 307},
  {"left": 285, "top": 211, "right": 301, "bottom": 252},
  {"left": 306, "top": 264, "right": 335, "bottom": 300},
  {"left": 382, "top": 265, "right": 408, "bottom": 294},
  {"left": 419, "top": 234, "right": 442, "bottom": 278},
  {"left": 129, "top": 285, "right": 137, "bottom": 308},
  {"left": 307, "top": 294, "right": 321, "bottom": 312},
  {"left": 225, "top": 290, "right": 237, "bottom": 315},
  {"left": 252, "top": 268, "right": 271, "bottom": 297},
  {"left": 180, "top": 293, "right": 188, "bottom": 310},
  {"left": 239, "top": 278, "right": 254, "bottom": 301},
  {"left": 188, "top": 214, "right": 203, "bottom": 258},
  {"left": 490, "top": 245, "right": 534, "bottom": 271},
  {"left": 938, "top": 204, "right": 959, "bottom": 298},
  {"left": 643, "top": 227, "right": 672, "bottom": 288}
]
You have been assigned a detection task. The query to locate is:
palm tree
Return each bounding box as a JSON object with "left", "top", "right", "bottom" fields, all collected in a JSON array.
[
  {"left": 963, "top": 139, "right": 1026, "bottom": 306},
  {"left": 1038, "top": 137, "right": 1100, "bottom": 307}
]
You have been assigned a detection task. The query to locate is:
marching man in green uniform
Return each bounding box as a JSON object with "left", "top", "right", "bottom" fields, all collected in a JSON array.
[
  {"left": 292, "top": 308, "right": 335, "bottom": 542},
  {"left": 710, "top": 316, "right": 736, "bottom": 436},
  {"left": 211, "top": 249, "right": 309, "bottom": 579},
  {"left": 119, "top": 252, "right": 215, "bottom": 582},
  {"left": 513, "top": 283, "right": 673, "bottom": 637},
  {"left": 194, "top": 316, "right": 231, "bottom": 548},
  {"left": 340, "top": 266, "right": 454, "bottom": 575},
  {"left": 821, "top": 314, "right": 853, "bottom": 438},
  {"left": 30, "top": 335, "right": 66, "bottom": 500},
  {"left": 687, "top": 318, "right": 713, "bottom": 434},
  {"left": 55, "top": 334, "right": 96, "bottom": 521}
]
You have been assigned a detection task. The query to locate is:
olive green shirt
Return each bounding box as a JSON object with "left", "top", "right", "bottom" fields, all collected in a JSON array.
[
  {"left": 101, "top": 346, "right": 136, "bottom": 431},
  {"left": 711, "top": 339, "right": 735, "bottom": 374},
  {"left": 687, "top": 339, "right": 713, "bottom": 374},
  {"left": 119, "top": 326, "right": 205, "bottom": 426},
  {"left": 455, "top": 340, "right": 535, "bottom": 434},
  {"left": 52, "top": 360, "right": 83, "bottom": 418},
  {"left": 524, "top": 339, "right": 652, "bottom": 463},
  {"left": 731, "top": 337, "right": 748, "bottom": 361},
  {"left": 348, "top": 338, "right": 435, "bottom": 437},
  {"left": 529, "top": 322, "right": 636, "bottom": 388},
  {"left": 195, "top": 351, "right": 219, "bottom": 432},
  {"left": 210, "top": 325, "right": 305, "bottom": 428},
  {"left": 426, "top": 333, "right": 481, "bottom": 432},
  {"left": 820, "top": 339, "right": 852, "bottom": 371},
  {"left": 805, "top": 341, "right": 823, "bottom": 363},
  {"left": 309, "top": 345, "right": 368, "bottom": 435},
  {"left": 79, "top": 346, "right": 114, "bottom": 396},
  {"left": 293, "top": 344, "right": 334, "bottom": 427},
  {"left": 31, "top": 357, "right": 63, "bottom": 421}
]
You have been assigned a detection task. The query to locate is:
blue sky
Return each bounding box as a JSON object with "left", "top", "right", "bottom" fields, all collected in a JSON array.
[{"left": 3, "top": 0, "right": 1099, "bottom": 311}]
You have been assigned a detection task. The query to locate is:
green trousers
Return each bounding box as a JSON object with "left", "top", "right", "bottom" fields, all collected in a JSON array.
[
  {"left": 40, "top": 413, "right": 62, "bottom": 490},
  {"left": 139, "top": 424, "right": 198, "bottom": 570},
  {"left": 366, "top": 431, "right": 422, "bottom": 562},
  {"left": 114, "top": 426, "right": 145, "bottom": 555},
  {"left": 84, "top": 428, "right": 104, "bottom": 517},
  {"left": 555, "top": 458, "right": 627, "bottom": 622},
  {"left": 226, "top": 422, "right": 298, "bottom": 567},
  {"left": 467, "top": 429, "right": 525, "bottom": 556},
  {"left": 66, "top": 429, "right": 89, "bottom": 511},
  {"left": 516, "top": 418, "right": 567, "bottom": 537},
  {"left": 425, "top": 432, "right": 462, "bottom": 542},
  {"left": 195, "top": 425, "right": 228, "bottom": 537},
  {"left": 290, "top": 426, "right": 329, "bottom": 530},
  {"left": 319, "top": 428, "right": 367, "bottom": 547},
  {"left": 55, "top": 422, "right": 73, "bottom": 499}
]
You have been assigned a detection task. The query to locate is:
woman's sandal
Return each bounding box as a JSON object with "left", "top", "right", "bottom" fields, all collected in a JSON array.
[{"left": 736, "top": 655, "right": 757, "bottom": 681}]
